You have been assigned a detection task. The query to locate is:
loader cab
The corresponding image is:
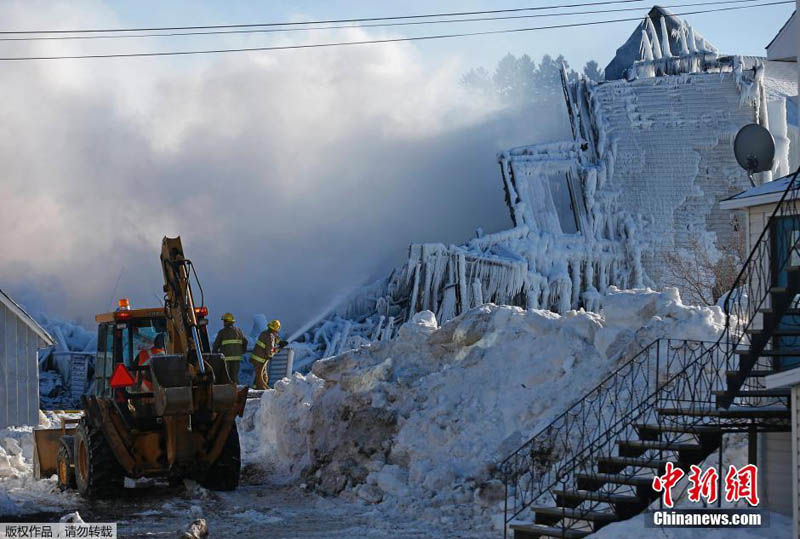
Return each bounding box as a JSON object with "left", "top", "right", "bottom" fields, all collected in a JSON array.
[{"left": 93, "top": 307, "right": 211, "bottom": 398}]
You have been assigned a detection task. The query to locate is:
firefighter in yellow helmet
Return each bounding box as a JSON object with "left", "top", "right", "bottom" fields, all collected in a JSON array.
[
  {"left": 212, "top": 313, "right": 248, "bottom": 384},
  {"left": 250, "top": 319, "right": 287, "bottom": 390}
]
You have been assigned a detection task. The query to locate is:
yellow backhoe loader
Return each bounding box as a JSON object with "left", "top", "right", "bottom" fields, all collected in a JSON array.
[{"left": 33, "top": 236, "right": 248, "bottom": 498}]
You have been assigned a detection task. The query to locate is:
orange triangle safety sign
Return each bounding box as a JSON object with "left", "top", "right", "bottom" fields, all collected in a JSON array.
[{"left": 110, "top": 363, "right": 136, "bottom": 388}]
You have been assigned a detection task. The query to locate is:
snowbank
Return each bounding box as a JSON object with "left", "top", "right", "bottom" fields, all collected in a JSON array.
[
  {"left": 247, "top": 287, "right": 725, "bottom": 530},
  {"left": 0, "top": 412, "right": 73, "bottom": 517}
]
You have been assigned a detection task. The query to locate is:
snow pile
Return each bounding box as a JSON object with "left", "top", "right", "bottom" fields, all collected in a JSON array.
[
  {"left": 248, "top": 287, "right": 724, "bottom": 530},
  {"left": 0, "top": 428, "right": 33, "bottom": 480},
  {"left": 0, "top": 413, "right": 71, "bottom": 517}
]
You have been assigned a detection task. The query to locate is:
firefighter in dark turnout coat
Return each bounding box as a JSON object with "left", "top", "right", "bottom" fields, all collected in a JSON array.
[
  {"left": 250, "top": 319, "right": 287, "bottom": 389},
  {"left": 212, "top": 313, "right": 248, "bottom": 384}
]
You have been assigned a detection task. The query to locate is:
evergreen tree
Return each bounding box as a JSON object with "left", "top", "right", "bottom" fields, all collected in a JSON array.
[
  {"left": 460, "top": 67, "right": 493, "bottom": 96},
  {"left": 582, "top": 60, "right": 604, "bottom": 82},
  {"left": 461, "top": 52, "right": 597, "bottom": 103}
]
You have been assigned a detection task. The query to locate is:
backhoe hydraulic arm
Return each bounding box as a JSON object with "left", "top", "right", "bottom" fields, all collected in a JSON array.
[{"left": 160, "top": 236, "right": 207, "bottom": 374}]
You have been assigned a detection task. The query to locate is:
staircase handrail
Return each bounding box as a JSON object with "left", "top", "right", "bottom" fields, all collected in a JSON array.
[
  {"left": 501, "top": 167, "right": 800, "bottom": 532},
  {"left": 721, "top": 167, "right": 800, "bottom": 356}
]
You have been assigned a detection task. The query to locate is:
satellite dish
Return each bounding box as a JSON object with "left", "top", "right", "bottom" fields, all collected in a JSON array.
[{"left": 734, "top": 124, "right": 775, "bottom": 186}]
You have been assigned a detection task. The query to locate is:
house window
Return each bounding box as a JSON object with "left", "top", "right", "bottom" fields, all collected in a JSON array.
[{"left": 548, "top": 173, "right": 580, "bottom": 234}]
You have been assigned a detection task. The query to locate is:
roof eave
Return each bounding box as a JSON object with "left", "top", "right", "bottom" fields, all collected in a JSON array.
[
  {"left": 720, "top": 190, "right": 799, "bottom": 210},
  {"left": 766, "top": 10, "right": 796, "bottom": 50},
  {"left": 0, "top": 290, "right": 54, "bottom": 346}
]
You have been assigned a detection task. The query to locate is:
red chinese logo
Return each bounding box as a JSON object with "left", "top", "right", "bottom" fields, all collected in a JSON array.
[
  {"left": 652, "top": 463, "right": 759, "bottom": 507},
  {"left": 687, "top": 464, "right": 719, "bottom": 504},
  {"left": 724, "top": 464, "right": 760, "bottom": 506},
  {"left": 652, "top": 462, "right": 685, "bottom": 508}
]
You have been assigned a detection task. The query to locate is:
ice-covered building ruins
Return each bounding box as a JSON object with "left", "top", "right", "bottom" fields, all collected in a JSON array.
[{"left": 291, "top": 6, "right": 799, "bottom": 367}]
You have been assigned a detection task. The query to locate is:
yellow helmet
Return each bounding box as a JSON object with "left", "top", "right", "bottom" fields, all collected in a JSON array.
[
  {"left": 221, "top": 312, "right": 235, "bottom": 324},
  {"left": 268, "top": 319, "right": 281, "bottom": 332}
]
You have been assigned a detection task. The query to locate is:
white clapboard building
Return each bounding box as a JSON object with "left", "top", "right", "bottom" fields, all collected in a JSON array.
[{"left": 0, "top": 289, "right": 53, "bottom": 428}]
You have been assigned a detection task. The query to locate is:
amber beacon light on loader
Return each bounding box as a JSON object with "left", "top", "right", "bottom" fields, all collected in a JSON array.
[{"left": 33, "top": 236, "right": 249, "bottom": 498}]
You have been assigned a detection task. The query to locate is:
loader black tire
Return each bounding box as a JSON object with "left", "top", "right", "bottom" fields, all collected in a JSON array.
[
  {"left": 56, "top": 436, "right": 76, "bottom": 491},
  {"left": 74, "top": 421, "right": 124, "bottom": 499},
  {"left": 199, "top": 423, "right": 240, "bottom": 491}
]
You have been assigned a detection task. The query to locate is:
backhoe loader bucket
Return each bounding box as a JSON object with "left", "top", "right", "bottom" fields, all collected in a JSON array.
[
  {"left": 33, "top": 414, "right": 79, "bottom": 479},
  {"left": 205, "top": 354, "right": 236, "bottom": 412},
  {"left": 149, "top": 355, "right": 193, "bottom": 416}
]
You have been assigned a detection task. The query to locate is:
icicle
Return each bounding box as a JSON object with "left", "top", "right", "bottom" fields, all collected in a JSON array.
[
  {"left": 688, "top": 24, "right": 698, "bottom": 53},
  {"left": 646, "top": 17, "right": 662, "bottom": 61},
  {"left": 382, "top": 317, "right": 395, "bottom": 341},
  {"left": 337, "top": 321, "right": 352, "bottom": 355},
  {"left": 325, "top": 331, "right": 340, "bottom": 359},
  {"left": 372, "top": 316, "right": 385, "bottom": 341},
  {"left": 408, "top": 262, "right": 421, "bottom": 319},
  {"left": 639, "top": 30, "right": 655, "bottom": 78},
  {"left": 421, "top": 257, "right": 433, "bottom": 312},
  {"left": 598, "top": 259, "right": 609, "bottom": 294},
  {"left": 440, "top": 285, "right": 457, "bottom": 323},
  {"left": 526, "top": 281, "right": 539, "bottom": 310},
  {"left": 659, "top": 16, "right": 673, "bottom": 59},
  {"left": 570, "top": 261, "right": 582, "bottom": 307},
  {"left": 376, "top": 296, "right": 388, "bottom": 316},
  {"left": 687, "top": 24, "right": 699, "bottom": 73},
  {"left": 472, "top": 279, "right": 484, "bottom": 307},
  {"left": 677, "top": 24, "right": 690, "bottom": 56},
  {"left": 457, "top": 253, "right": 468, "bottom": 315}
]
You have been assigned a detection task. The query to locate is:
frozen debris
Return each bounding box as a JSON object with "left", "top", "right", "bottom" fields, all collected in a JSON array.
[
  {"left": 59, "top": 512, "right": 85, "bottom": 524},
  {"left": 182, "top": 480, "right": 211, "bottom": 500},
  {"left": 33, "top": 313, "right": 97, "bottom": 411},
  {"left": 356, "top": 484, "right": 383, "bottom": 504},
  {"left": 250, "top": 289, "right": 723, "bottom": 530},
  {"left": 37, "top": 411, "right": 52, "bottom": 428},
  {"left": 180, "top": 518, "right": 208, "bottom": 539},
  {"left": 291, "top": 11, "right": 795, "bottom": 369},
  {"left": 34, "top": 313, "right": 95, "bottom": 353}
]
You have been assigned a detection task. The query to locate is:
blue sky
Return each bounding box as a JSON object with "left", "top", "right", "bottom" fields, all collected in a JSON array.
[{"left": 66, "top": 1, "right": 796, "bottom": 71}]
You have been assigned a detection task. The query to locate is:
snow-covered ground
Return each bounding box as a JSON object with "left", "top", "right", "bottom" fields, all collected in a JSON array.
[
  {"left": 247, "top": 287, "right": 770, "bottom": 535},
  {"left": 1, "top": 288, "right": 791, "bottom": 537},
  {"left": 0, "top": 413, "right": 483, "bottom": 538}
]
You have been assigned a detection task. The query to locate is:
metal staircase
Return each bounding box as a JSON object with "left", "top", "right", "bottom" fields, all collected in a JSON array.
[{"left": 500, "top": 169, "right": 800, "bottom": 538}]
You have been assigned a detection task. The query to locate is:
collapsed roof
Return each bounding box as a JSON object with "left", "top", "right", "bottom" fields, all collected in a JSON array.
[{"left": 605, "top": 6, "right": 718, "bottom": 80}]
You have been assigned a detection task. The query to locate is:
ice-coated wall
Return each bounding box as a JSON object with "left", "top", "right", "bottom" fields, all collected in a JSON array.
[
  {"left": 580, "top": 72, "right": 761, "bottom": 285},
  {"left": 291, "top": 11, "right": 798, "bottom": 367}
]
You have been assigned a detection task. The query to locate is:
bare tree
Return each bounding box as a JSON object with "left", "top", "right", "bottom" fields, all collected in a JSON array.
[{"left": 663, "top": 225, "right": 746, "bottom": 306}]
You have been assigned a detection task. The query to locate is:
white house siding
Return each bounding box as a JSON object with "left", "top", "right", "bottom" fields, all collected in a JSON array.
[
  {"left": 766, "top": 11, "right": 797, "bottom": 62},
  {"left": 758, "top": 431, "right": 794, "bottom": 517},
  {"left": 793, "top": 384, "right": 800, "bottom": 538},
  {"left": 0, "top": 302, "right": 47, "bottom": 428}
]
